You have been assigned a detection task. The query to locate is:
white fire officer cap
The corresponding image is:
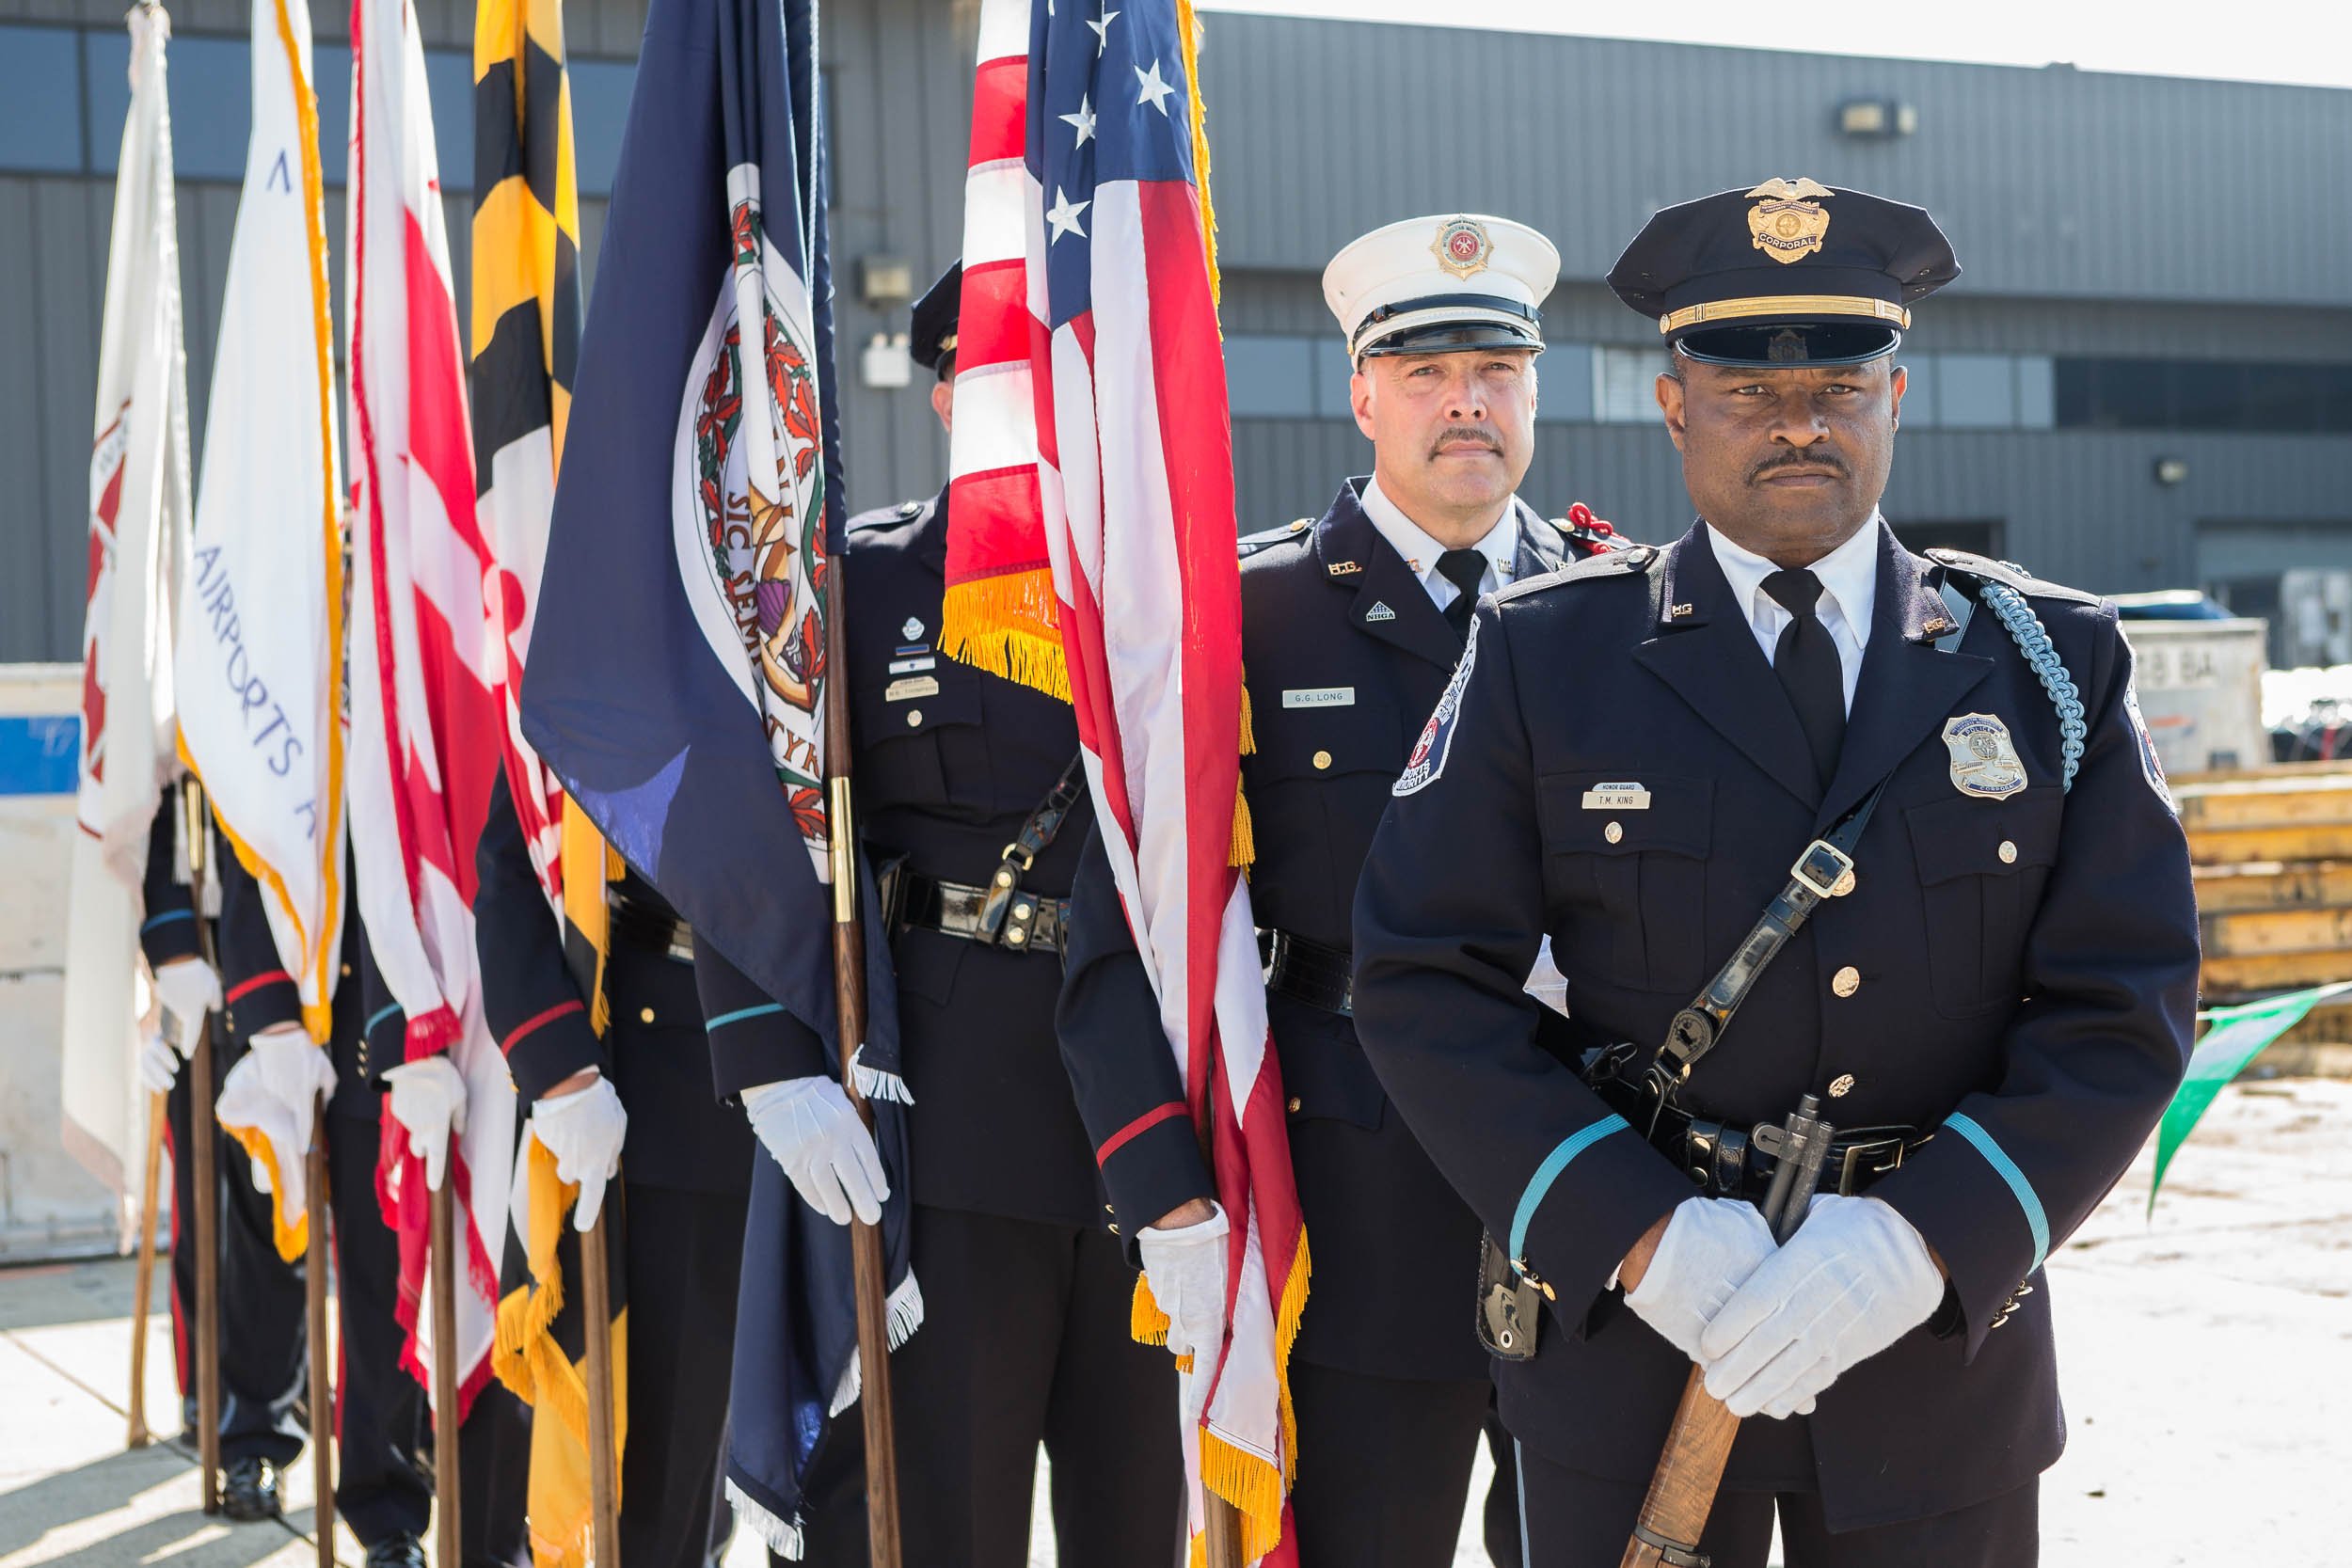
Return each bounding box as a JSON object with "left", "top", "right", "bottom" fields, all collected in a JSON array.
[{"left": 1322, "top": 214, "right": 1561, "bottom": 365}]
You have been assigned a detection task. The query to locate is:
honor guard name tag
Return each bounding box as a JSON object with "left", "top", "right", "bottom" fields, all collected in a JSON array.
[
  {"left": 1581, "top": 782, "right": 1652, "bottom": 811},
  {"left": 886, "top": 675, "right": 940, "bottom": 703},
  {"left": 1283, "top": 687, "right": 1355, "bottom": 709},
  {"left": 1942, "top": 713, "right": 2027, "bottom": 800},
  {"left": 888, "top": 656, "right": 937, "bottom": 675}
]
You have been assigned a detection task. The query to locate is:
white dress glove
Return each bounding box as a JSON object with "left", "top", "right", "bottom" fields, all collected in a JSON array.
[
  {"left": 741, "top": 1076, "right": 888, "bottom": 1227},
  {"left": 215, "top": 1053, "right": 309, "bottom": 1215},
  {"left": 1624, "top": 1196, "right": 1780, "bottom": 1363},
  {"left": 1698, "top": 1194, "right": 1946, "bottom": 1419},
  {"left": 532, "top": 1074, "right": 629, "bottom": 1232},
  {"left": 137, "top": 1028, "right": 181, "bottom": 1095},
  {"left": 1137, "top": 1203, "right": 1230, "bottom": 1421},
  {"left": 151, "top": 958, "right": 221, "bottom": 1051},
  {"left": 383, "top": 1054, "right": 469, "bottom": 1191},
  {"left": 249, "top": 1024, "right": 337, "bottom": 1161}
]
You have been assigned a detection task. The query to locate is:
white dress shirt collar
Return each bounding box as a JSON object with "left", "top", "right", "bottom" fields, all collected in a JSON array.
[
  {"left": 1359, "top": 476, "right": 1521, "bottom": 611},
  {"left": 1703, "top": 514, "right": 1883, "bottom": 713}
]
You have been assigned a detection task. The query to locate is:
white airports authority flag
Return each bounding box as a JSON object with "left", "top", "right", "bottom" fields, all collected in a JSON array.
[
  {"left": 59, "top": 1, "right": 194, "bottom": 1208},
  {"left": 348, "top": 0, "right": 512, "bottom": 1415},
  {"left": 173, "top": 0, "right": 348, "bottom": 1043}
]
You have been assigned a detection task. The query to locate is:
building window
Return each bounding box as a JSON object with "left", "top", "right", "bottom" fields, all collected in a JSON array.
[
  {"left": 2052, "top": 356, "right": 2349, "bottom": 434},
  {"left": 1, "top": 27, "right": 83, "bottom": 173},
  {"left": 1936, "top": 353, "right": 2017, "bottom": 429},
  {"left": 1594, "top": 345, "right": 1668, "bottom": 424},
  {"left": 1224, "top": 336, "right": 1316, "bottom": 418}
]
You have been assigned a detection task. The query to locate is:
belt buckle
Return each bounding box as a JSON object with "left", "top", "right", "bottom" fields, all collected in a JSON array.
[
  {"left": 1836, "top": 1135, "right": 1908, "bottom": 1195},
  {"left": 1789, "top": 839, "right": 1855, "bottom": 900}
]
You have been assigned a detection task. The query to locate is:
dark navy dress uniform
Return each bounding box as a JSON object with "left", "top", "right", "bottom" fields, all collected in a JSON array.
[
  {"left": 217, "top": 845, "right": 533, "bottom": 1564},
  {"left": 1349, "top": 520, "right": 2201, "bottom": 1563},
  {"left": 1057, "top": 480, "right": 1582, "bottom": 1568},
  {"left": 472, "top": 768, "right": 755, "bottom": 1568},
  {"left": 690, "top": 490, "right": 1182, "bottom": 1568},
  {"left": 140, "top": 787, "right": 308, "bottom": 1491}
]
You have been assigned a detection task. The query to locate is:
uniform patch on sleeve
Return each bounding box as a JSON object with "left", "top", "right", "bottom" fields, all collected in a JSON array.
[
  {"left": 1394, "top": 619, "right": 1478, "bottom": 797},
  {"left": 2123, "top": 681, "right": 2176, "bottom": 814}
]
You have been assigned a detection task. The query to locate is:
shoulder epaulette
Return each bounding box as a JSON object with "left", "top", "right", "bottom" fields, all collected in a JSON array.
[
  {"left": 1238, "top": 516, "right": 1314, "bottom": 558},
  {"left": 1924, "top": 547, "right": 2098, "bottom": 606},
  {"left": 848, "top": 497, "right": 929, "bottom": 533},
  {"left": 1496, "top": 543, "right": 1657, "bottom": 603}
]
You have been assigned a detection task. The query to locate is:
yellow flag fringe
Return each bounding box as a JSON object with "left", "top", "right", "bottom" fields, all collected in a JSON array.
[
  {"left": 222, "top": 1123, "right": 307, "bottom": 1262},
  {"left": 941, "top": 575, "right": 1072, "bottom": 702}
]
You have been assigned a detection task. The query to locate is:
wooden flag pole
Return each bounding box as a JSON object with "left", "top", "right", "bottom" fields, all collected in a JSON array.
[
  {"left": 819, "top": 566, "right": 904, "bottom": 1568},
  {"left": 431, "top": 1179, "right": 463, "bottom": 1566},
  {"left": 126, "top": 1091, "right": 167, "bottom": 1449},
  {"left": 183, "top": 782, "right": 224, "bottom": 1513},
  {"left": 580, "top": 1210, "right": 622, "bottom": 1567},
  {"left": 307, "top": 1098, "right": 335, "bottom": 1566}
]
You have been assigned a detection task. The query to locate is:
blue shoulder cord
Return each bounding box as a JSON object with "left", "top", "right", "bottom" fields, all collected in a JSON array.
[{"left": 1936, "top": 568, "right": 2088, "bottom": 793}]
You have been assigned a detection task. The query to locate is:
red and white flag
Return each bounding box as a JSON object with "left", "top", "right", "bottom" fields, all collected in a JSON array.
[
  {"left": 347, "top": 0, "right": 512, "bottom": 1416},
  {"left": 941, "top": 2, "right": 1308, "bottom": 1560},
  {"left": 60, "top": 1, "right": 193, "bottom": 1207}
]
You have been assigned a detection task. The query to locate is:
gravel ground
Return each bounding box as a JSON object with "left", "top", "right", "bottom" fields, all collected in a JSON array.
[{"left": 2, "top": 1076, "right": 2344, "bottom": 1567}]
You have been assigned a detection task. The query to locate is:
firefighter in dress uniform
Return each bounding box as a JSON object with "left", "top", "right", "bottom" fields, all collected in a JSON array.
[
  {"left": 136, "top": 783, "right": 307, "bottom": 1523},
  {"left": 1055, "top": 214, "right": 1610, "bottom": 1568},
  {"left": 689, "top": 263, "right": 1184, "bottom": 1566},
  {"left": 214, "top": 841, "right": 535, "bottom": 1568},
  {"left": 471, "top": 767, "right": 759, "bottom": 1568},
  {"left": 1348, "top": 181, "right": 2201, "bottom": 1567}
]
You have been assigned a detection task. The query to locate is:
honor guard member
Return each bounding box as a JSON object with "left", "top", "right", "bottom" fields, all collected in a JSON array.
[
  {"left": 1057, "top": 214, "right": 1605, "bottom": 1568},
  {"left": 136, "top": 784, "right": 308, "bottom": 1523},
  {"left": 1350, "top": 182, "right": 2201, "bottom": 1567},
  {"left": 472, "top": 768, "right": 758, "bottom": 1568},
  {"left": 215, "top": 847, "right": 534, "bottom": 1568},
  {"left": 691, "top": 262, "right": 1184, "bottom": 1567}
]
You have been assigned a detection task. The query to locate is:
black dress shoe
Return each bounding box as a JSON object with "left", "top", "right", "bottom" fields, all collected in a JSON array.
[
  {"left": 364, "top": 1535, "right": 428, "bottom": 1568},
  {"left": 218, "top": 1456, "right": 283, "bottom": 1521}
]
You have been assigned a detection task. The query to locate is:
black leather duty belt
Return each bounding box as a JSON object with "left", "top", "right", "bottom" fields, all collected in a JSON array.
[
  {"left": 609, "top": 893, "right": 694, "bottom": 963},
  {"left": 1260, "top": 928, "right": 1352, "bottom": 1017},
  {"left": 1656, "top": 1100, "right": 1927, "bottom": 1202},
  {"left": 897, "top": 869, "right": 1069, "bottom": 956}
]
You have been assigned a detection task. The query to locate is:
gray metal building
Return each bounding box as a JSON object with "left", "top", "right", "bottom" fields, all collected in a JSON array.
[{"left": 5, "top": 0, "right": 2350, "bottom": 668}]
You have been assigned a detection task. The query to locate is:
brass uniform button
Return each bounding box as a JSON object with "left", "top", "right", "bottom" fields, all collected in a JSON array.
[
  {"left": 1108, "top": 1223, "right": 1120, "bottom": 1236},
  {"left": 906, "top": 709, "right": 924, "bottom": 727},
  {"left": 640, "top": 1006, "right": 656, "bottom": 1024},
  {"left": 1286, "top": 1096, "right": 1302, "bottom": 1114},
  {"left": 1311, "top": 750, "right": 1332, "bottom": 770},
  {"left": 1997, "top": 840, "right": 2018, "bottom": 864},
  {"left": 1832, "top": 965, "right": 1861, "bottom": 998},
  {"left": 1604, "top": 821, "right": 1624, "bottom": 845},
  {"left": 342, "top": 962, "right": 353, "bottom": 978},
  {"left": 1828, "top": 1072, "right": 1856, "bottom": 1098}
]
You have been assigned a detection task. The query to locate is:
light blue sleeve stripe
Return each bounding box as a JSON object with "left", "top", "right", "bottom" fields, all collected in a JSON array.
[
  {"left": 1945, "top": 1112, "right": 2050, "bottom": 1272},
  {"left": 1508, "top": 1113, "right": 1631, "bottom": 1266},
  {"left": 707, "top": 1002, "right": 787, "bottom": 1032},
  {"left": 140, "top": 910, "right": 196, "bottom": 932},
  {"left": 365, "top": 1005, "right": 402, "bottom": 1036}
]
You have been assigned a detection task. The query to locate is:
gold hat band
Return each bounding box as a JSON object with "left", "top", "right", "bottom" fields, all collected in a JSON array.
[{"left": 1658, "top": 294, "right": 1912, "bottom": 336}]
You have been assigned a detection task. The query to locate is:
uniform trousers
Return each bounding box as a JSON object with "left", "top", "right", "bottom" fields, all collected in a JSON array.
[
  {"left": 1286, "top": 1360, "right": 1492, "bottom": 1568},
  {"left": 1513, "top": 1443, "right": 2040, "bottom": 1568},
  {"left": 326, "top": 1101, "right": 532, "bottom": 1564},
  {"left": 799, "top": 1203, "right": 1184, "bottom": 1568},
  {"left": 617, "top": 1181, "right": 751, "bottom": 1568},
  {"left": 166, "top": 1040, "right": 306, "bottom": 1466}
]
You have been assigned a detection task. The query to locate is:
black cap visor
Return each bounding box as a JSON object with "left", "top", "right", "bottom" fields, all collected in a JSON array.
[
  {"left": 1674, "top": 321, "right": 1900, "bottom": 367},
  {"left": 1357, "top": 319, "right": 1544, "bottom": 361}
]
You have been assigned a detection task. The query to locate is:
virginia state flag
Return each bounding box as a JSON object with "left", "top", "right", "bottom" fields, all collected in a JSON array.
[{"left": 519, "top": 0, "right": 911, "bottom": 1550}]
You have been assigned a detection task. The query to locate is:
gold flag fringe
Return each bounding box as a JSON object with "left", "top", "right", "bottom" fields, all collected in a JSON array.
[
  {"left": 941, "top": 574, "right": 1072, "bottom": 702},
  {"left": 222, "top": 1123, "right": 307, "bottom": 1262}
]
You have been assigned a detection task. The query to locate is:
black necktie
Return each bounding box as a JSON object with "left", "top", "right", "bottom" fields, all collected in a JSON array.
[
  {"left": 1437, "top": 548, "right": 1487, "bottom": 643},
  {"left": 1761, "top": 567, "right": 1845, "bottom": 787}
]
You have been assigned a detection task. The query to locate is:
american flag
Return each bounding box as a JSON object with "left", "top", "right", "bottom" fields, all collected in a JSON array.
[{"left": 944, "top": 2, "right": 1307, "bottom": 1560}]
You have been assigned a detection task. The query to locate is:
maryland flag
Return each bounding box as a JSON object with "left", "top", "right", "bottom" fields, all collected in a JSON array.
[{"left": 469, "top": 1, "right": 628, "bottom": 1559}]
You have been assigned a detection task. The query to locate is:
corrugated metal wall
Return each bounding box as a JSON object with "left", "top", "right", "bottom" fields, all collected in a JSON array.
[{"left": 6, "top": 0, "right": 2350, "bottom": 660}]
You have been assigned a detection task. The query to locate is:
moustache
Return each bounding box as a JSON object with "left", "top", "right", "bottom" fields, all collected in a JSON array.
[
  {"left": 1430, "top": 425, "right": 1502, "bottom": 458},
  {"left": 1749, "top": 452, "right": 1849, "bottom": 483}
]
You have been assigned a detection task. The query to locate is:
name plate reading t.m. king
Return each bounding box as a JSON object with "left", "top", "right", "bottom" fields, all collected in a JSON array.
[{"left": 1581, "top": 781, "right": 1652, "bottom": 810}]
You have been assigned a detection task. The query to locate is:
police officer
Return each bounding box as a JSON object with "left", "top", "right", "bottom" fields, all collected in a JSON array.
[
  {"left": 1057, "top": 214, "right": 1600, "bottom": 1568},
  {"left": 691, "top": 262, "right": 1183, "bottom": 1566},
  {"left": 1349, "top": 182, "right": 2201, "bottom": 1567},
  {"left": 135, "top": 784, "right": 307, "bottom": 1522},
  {"left": 472, "top": 767, "right": 757, "bottom": 1567},
  {"left": 214, "top": 847, "right": 533, "bottom": 1567}
]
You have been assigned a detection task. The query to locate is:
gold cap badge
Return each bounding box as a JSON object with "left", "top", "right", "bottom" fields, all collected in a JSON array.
[
  {"left": 1431, "top": 217, "right": 1494, "bottom": 279},
  {"left": 1746, "top": 178, "right": 1834, "bottom": 266}
]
